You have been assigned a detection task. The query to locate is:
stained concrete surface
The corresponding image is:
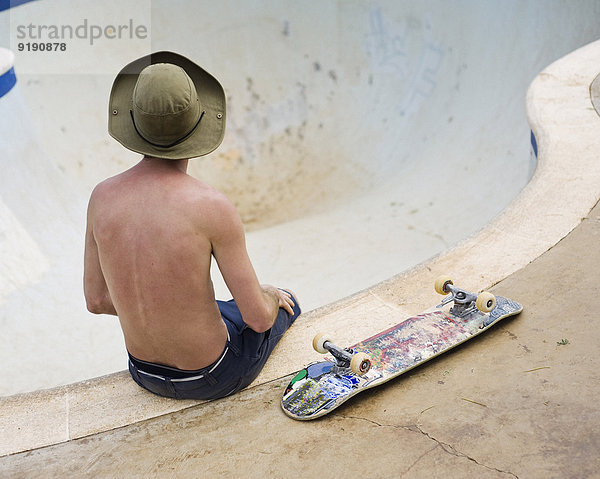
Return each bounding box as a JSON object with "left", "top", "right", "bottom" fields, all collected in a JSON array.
[
  {"left": 1, "top": 2, "right": 600, "bottom": 475},
  {"left": 2, "top": 202, "right": 599, "bottom": 478}
]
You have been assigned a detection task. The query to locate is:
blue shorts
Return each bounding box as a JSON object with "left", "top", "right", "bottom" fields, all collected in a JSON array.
[{"left": 128, "top": 292, "right": 301, "bottom": 400}]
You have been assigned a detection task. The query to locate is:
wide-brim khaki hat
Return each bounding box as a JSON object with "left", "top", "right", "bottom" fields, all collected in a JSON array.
[{"left": 108, "top": 51, "right": 226, "bottom": 160}]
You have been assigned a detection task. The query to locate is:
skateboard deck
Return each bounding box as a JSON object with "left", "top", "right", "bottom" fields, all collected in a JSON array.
[{"left": 281, "top": 278, "right": 523, "bottom": 420}]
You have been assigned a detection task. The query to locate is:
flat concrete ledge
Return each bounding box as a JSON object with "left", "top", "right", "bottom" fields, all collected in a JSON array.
[
  {"left": 2, "top": 39, "right": 600, "bottom": 458},
  {"left": 0, "top": 372, "right": 201, "bottom": 457}
]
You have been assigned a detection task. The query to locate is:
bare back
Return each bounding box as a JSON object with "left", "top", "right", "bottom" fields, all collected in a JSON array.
[{"left": 87, "top": 158, "right": 228, "bottom": 370}]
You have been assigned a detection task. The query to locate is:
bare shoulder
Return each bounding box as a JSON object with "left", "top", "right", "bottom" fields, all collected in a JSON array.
[
  {"left": 87, "top": 177, "right": 113, "bottom": 212},
  {"left": 89, "top": 170, "right": 128, "bottom": 198},
  {"left": 86, "top": 173, "right": 127, "bottom": 216},
  {"left": 196, "top": 184, "right": 238, "bottom": 218},
  {"left": 188, "top": 181, "right": 242, "bottom": 235},
  {"left": 87, "top": 165, "right": 242, "bottom": 238}
]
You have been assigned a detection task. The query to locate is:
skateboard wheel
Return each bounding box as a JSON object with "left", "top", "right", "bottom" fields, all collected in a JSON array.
[
  {"left": 350, "top": 352, "right": 371, "bottom": 375},
  {"left": 476, "top": 292, "right": 496, "bottom": 313},
  {"left": 434, "top": 275, "right": 453, "bottom": 295},
  {"left": 312, "top": 332, "right": 332, "bottom": 354}
]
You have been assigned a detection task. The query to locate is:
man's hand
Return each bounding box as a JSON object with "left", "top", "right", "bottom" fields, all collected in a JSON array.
[{"left": 262, "top": 285, "right": 296, "bottom": 316}]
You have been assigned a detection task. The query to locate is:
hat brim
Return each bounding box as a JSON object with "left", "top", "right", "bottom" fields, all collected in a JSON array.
[{"left": 108, "top": 51, "right": 226, "bottom": 160}]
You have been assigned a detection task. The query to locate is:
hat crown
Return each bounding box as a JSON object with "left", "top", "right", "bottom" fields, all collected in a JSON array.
[
  {"left": 132, "top": 63, "right": 201, "bottom": 146},
  {"left": 108, "top": 51, "right": 226, "bottom": 160}
]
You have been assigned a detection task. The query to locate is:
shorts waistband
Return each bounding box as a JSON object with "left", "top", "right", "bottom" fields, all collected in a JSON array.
[{"left": 128, "top": 331, "right": 230, "bottom": 383}]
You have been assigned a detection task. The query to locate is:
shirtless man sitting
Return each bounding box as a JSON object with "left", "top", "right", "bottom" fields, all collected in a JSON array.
[{"left": 84, "top": 52, "right": 301, "bottom": 400}]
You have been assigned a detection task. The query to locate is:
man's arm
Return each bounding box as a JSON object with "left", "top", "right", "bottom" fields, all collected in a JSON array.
[
  {"left": 208, "top": 195, "right": 293, "bottom": 332},
  {"left": 83, "top": 194, "right": 117, "bottom": 316}
]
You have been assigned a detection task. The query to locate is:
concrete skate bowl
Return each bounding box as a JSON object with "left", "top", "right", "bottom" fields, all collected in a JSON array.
[{"left": 2, "top": 0, "right": 600, "bottom": 456}]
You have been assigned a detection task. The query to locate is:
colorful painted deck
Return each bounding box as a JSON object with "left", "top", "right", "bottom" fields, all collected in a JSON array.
[{"left": 281, "top": 285, "right": 523, "bottom": 420}]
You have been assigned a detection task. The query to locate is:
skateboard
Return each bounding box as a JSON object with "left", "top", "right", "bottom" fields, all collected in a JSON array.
[{"left": 281, "top": 276, "right": 523, "bottom": 420}]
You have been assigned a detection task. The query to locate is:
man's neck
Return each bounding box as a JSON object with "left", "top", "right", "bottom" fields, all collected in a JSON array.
[{"left": 141, "top": 156, "right": 189, "bottom": 173}]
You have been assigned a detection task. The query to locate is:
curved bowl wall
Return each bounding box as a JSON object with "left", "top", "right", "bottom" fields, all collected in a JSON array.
[{"left": 0, "top": 0, "right": 599, "bottom": 397}]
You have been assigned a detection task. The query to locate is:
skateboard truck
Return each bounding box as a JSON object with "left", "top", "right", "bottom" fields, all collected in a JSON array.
[
  {"left": 312, "top": 333, "right": 372, "bottom": 376},
  {"left": 434, "top": 275, "right": 497, "bottom": 319}
]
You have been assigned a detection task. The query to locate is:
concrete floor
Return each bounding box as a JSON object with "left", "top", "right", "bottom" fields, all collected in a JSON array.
[{"left": 2, "top": 203, "right": 598, "bottom": 478}]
